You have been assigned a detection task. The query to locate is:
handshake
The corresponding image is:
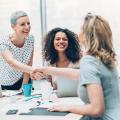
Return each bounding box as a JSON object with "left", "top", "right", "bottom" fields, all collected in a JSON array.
[{"left": 30, "top": 67, "right": 47, "bottom": 80}]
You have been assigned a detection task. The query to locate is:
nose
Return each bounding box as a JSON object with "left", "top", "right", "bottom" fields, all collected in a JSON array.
[
  {"left": 25, "top": 24, "right": 30, "bottom": 29},
  {"left": 59, "top": 38, "right": 63, "bottom": 42}
]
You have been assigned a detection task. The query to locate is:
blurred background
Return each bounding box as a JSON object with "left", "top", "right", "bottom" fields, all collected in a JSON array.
[{"left": 0, "top": 0, "right": 120, "bottom": 88}]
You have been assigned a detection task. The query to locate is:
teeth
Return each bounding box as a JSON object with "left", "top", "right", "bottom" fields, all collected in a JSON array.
[{"left": 58, "top": 45, "right": 64, "bottom": 48}]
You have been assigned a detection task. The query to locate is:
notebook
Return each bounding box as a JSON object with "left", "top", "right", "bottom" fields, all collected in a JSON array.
[
  {"left": 56, "top": 77, "right": 78, "bottom": 97},
  {"left": 20, "top": 107, "right": 69, "bottom": 116}
]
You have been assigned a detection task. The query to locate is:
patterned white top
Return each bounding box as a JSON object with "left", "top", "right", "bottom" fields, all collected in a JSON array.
[{"left": 0, "top": 34, "right": 34, "bottom": 86}]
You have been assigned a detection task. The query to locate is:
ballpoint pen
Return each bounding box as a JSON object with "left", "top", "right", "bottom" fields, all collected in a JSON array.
[{"left": 24, "top": 95, "right": 42, "bottom": 102}]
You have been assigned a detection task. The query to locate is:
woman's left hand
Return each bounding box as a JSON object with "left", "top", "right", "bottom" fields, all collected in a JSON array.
[{"left": 48, "top": 104, "right": 70, "bottom": 112}]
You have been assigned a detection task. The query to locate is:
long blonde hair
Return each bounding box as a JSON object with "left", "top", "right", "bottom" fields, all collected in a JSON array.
[{"left": 82, "top": 13, "right": 117, "bottom": 68}]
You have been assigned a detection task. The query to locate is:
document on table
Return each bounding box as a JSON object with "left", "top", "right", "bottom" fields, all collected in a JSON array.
[{"left": 2, "top": 90, "right": 23, "bottom": 97}]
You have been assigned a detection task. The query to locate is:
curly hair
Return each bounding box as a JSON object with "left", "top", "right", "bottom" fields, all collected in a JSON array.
[
  {"left": 43, "top": 27, "right": 81, "bottom": 64},
  {"left": 82, "top": 13, "right": 117, "bottom": 68}
]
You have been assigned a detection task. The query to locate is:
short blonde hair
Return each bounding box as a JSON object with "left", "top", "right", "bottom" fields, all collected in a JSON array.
[{"left": 10, "top": 11, "right": 28, "bottom": 25}]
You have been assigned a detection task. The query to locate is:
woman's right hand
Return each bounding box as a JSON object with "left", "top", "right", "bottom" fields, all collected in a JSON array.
[{"left": 31, "top": 68, "right": 45, "bottom": 80}]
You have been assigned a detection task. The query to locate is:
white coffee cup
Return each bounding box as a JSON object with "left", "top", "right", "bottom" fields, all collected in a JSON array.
[{"left": 40, "top": 80, "right": 53, "bottom": 101}]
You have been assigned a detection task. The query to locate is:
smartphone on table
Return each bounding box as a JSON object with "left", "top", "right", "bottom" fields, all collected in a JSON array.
[{"left": 6, "top": 109, "right": 18, "bottom": 115}]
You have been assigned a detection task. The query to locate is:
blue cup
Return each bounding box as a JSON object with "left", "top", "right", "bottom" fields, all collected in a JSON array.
[{"left": 22, "top": 84, "right": 32, "bottom": 97}]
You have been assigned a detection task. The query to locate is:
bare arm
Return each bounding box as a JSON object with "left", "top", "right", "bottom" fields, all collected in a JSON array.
[
  {"left": 49, "top": 84, "right": 105, "bottom": 117},
  {"left": 69, "top": 84, "right": 105, "bottom": 117},
  {"left": 32, "top": 67, "right": 80, "bottom": 80},
  {"left": 22, "top": 50, "right": 34, "bottom": 84},
  {"left": 1, "top": 50, "right": 33, "bottom": 73}
]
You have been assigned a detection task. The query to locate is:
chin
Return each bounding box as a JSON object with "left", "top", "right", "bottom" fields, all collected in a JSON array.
[
  {"left": 24, "top": 33, "right": 29, "bottom": 37},
  {"left": 57, "top": 50, "right": 66, "bottom": 53}
]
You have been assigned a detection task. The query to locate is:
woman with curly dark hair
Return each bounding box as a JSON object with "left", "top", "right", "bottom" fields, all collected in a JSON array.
[{"left": 43, "top": 27, "right": 81, "bottom": 89}]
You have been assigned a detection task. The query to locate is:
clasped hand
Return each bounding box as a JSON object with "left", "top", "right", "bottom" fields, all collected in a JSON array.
[{"left": 31, "top": 67, "right": 45, "bottom": 80}]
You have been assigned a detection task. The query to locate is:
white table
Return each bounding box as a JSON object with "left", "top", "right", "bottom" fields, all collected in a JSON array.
[{"left": 0, "top": 90, "right": 83, "bottom": 120}]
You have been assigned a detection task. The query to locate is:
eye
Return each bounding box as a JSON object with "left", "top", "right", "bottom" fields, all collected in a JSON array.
[
  {"left": 27, "top": 22, "right": 30, "bottom": 25},
  {"left": 20, "top": 22, "right": 30, "bottom": 26},
  {"left": 20, "top": 23, "right": 25, "bottom": 26},
  {"left": 55, "top": 38, "right": 60, "bottom": 41},
  {"left": 62, "top": 38, "right": 68, "bottom": 41}
]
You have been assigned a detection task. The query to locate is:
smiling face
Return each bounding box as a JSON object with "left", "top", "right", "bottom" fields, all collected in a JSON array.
[
  {"left": 54, "top": 31, "right": 68, "bottom": 53},
  {"left": 12, "top": 16, "right": 31, "bottom": 38}
]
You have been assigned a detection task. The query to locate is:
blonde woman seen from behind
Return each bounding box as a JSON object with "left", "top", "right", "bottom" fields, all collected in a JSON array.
[{"left": 32, "top": 14, "right": 120, "bottom": 119}]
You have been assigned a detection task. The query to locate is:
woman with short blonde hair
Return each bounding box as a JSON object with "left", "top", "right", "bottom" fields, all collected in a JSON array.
[{"left": 0, "top": 11, "right": 34, "bottom": 90}]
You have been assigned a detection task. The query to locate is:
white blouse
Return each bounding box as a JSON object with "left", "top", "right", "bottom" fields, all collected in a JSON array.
[{"left": 0, "top": 34, "right": 34, "bottom": 86}]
